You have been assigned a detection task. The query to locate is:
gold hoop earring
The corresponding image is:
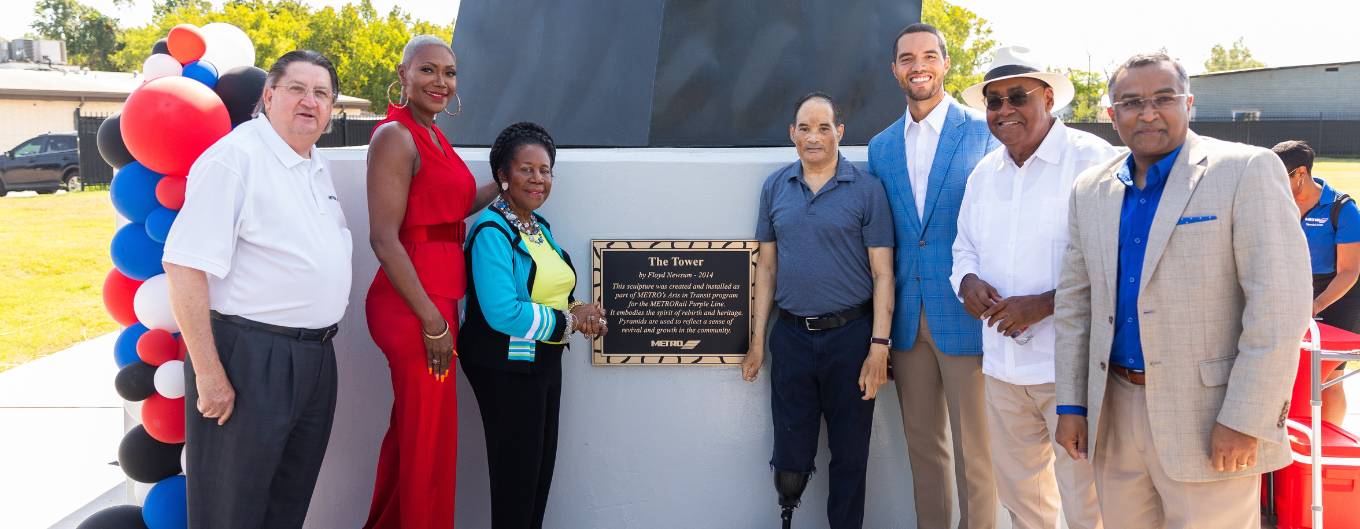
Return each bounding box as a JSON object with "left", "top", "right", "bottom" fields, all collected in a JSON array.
[
  {"left": 386, "top": 81, "right": 408, "bottom": 109},
  {"left": 443, "top": 92, "right": 462, "bottom": 118}
]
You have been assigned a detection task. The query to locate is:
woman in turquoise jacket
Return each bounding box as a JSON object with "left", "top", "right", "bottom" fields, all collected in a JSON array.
[{"left": 458, "top": 122, "right": 606, "bottom": 529}]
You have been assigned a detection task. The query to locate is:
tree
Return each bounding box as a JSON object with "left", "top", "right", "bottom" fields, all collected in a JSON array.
[
  {"left": 113, "top": 0, "right": 452, "bottom": 113},
  {"left": 1205, "top": 38, "right": 1265, "bottom": 73},
  {"left": 1061, "top": 68, "right": 1106, "bottom": 122},
  {"left": 921, "top": 0, "right": 997, "bottom": 100},
  {"left": 30, "top": 0, "right": 126, "bottom": 70}
]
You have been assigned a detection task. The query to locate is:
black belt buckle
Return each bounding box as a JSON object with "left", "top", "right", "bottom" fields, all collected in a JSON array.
[{"left": 805, "top": 315, "right": 843, "bottom": 331}]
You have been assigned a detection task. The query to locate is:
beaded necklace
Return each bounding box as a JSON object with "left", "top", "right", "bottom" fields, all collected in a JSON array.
[{"left": 493, "top": 197, "right": 546, "bottom": 244}]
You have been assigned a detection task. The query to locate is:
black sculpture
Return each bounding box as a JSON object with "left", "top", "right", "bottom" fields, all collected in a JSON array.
[{"left": 444, "top": 0, "right": 922, "bottom": 147}]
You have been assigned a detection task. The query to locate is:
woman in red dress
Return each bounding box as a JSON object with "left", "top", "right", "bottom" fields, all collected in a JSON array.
[{"left": 363, "top": 35, "right": 495, "bottom": 529}]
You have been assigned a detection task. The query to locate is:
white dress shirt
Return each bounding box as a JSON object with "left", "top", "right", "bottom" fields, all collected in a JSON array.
[
  {"left": 903, "top": 95, "right": 952, "bottom": 221},
  {"left": 950, "top": 120, "right": 1117, "bottom": 385},
  {"left": 163, "top": 115, "right": 353, "bottom": 329}
]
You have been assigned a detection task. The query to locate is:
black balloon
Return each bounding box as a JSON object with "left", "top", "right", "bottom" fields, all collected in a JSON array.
[
  {"left": 214, "top": 66, "right": 268, "bottom": 127},
  {"left": 151, "top": 38, "right": 169, "bottom": 56},
  {"left": 96, "top": 113, "right": 136, "bottom": 170},
  {"left": 114, "top": 361, "right": 157, "bottom": 402},
  {"left": 76, "top": 504, "right": 148, "bottom": 529},
  {"left": 117, "top": 425, "right": 183, "bottom": 483}
]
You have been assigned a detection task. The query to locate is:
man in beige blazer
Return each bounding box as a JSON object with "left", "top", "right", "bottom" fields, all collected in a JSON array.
[{"left": 1052, "top": 53, "right": 1312, "bottom": 529}]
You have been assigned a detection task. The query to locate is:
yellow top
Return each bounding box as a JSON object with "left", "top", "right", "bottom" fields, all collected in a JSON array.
[{"left": 523, "top": 231, "right": 575, "bottom": 343}]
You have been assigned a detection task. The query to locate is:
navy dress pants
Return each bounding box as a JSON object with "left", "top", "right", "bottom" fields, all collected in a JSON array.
[
  {"left": 184, "top": 315, "right": 338, "bottom": 529},
  {"left": 768, "top": 314, "right": 875, "bottom": 529}
]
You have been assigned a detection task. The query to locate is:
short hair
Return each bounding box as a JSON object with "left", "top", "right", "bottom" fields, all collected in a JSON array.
[
  {"left": 489, "top": 122, "right": 557, "bottom": 182},
  {"left": 266, "top": 50, "right": 339, "bottom": 99},
  {"left": 1107, "top": 52, "right": 1189, "bottom": 99},
  {"left": 791, "top": 92, "right": 843, "bottom": 126},
  {"left": 401, "top": 34, "right": 454, "bottom": 65},
  {"left": 256, "top": 50, "right": 340, "bottom": 122},
  {"left": 1272, "top": 140, "right": 1316, "bottom": 174},
  {"left": 892, "top": 23, "right": 948, "bottom": 62}
]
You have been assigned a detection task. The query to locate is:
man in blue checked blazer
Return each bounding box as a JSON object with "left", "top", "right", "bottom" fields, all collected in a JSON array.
[{"left": 867, "top": 23, "right": 1001, "bottom": 529}]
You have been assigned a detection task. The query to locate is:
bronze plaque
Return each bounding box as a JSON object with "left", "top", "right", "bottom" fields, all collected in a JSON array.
[{"left": 590, "top": 240, "right": 757, "bottom": 365}]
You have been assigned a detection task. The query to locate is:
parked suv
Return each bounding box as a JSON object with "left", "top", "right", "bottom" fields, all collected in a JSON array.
[{"left": 0, "top": 132, "right": 81, "bottom": 196}]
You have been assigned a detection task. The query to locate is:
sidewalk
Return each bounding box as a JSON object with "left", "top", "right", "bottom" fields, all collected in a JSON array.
[{"left": 0, "top": 333, "right": 127, "bottom": 529}]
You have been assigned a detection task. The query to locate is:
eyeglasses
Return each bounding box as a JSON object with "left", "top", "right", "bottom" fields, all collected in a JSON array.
[
  {"left": 1111, "top": 94, "right": 1190, "bottom": 114},
  {"left": 274, "top": 83, "right": 335, "bottom": 103},
  {"left": 984, "top": 85, "right": 1043, "bottom": 111}
]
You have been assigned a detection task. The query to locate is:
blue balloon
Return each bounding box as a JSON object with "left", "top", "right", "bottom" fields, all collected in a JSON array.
[
  {"left": 115, "top": 323, "right": 148, "bottom": 368},
  {"left": 111, "top": 162, "right": 163, "bottom": 224},
  {"left": 145, "top": 208, "right": 178, "bottom": 244},
  {"left": 181, "top": 60, "right": 218, "bottom": 89},
  {"left": 142, "top": 475, "right": 187, "bottom": 529},
  {"left": 111, "top": 223, "right": 164, "bottom": 280}
]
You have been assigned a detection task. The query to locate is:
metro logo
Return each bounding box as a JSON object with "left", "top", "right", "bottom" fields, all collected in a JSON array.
[{"left": 650, "top": 340, "right": 701, "bottom": 350}]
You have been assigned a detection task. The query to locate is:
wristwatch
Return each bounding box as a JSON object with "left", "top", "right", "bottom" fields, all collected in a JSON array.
[{"left": 870, "top": 337, "right": 892, "bottom": 347}]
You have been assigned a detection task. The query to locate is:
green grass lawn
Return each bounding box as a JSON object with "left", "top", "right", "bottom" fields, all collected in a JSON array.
[
  {"left": 1318, "top": 157, "right": 1360, "bottom": 196},
  {"left": 0, "top": 190, "right": 117, "bottom": 372}
]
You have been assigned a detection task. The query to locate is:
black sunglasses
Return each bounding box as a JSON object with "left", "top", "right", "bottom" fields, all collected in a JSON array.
[{"left": 984, "top": 85, "right": 1043, "bottom": 111}]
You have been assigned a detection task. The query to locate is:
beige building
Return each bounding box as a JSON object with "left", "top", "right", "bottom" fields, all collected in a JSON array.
[{"left": 0, "top": 64, "right": 370, "bottom": 152}]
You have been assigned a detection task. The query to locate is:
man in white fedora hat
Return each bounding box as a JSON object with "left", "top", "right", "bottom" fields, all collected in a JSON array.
[{"left": 951, "top": 45, "right": 1113, "bottom": 529}]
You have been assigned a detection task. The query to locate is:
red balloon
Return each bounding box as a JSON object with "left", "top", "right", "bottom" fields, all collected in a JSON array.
[
  {"left": 142, "top": 394, "right": 185, "bottom": 444},
  {"left": 137, "top": 329, "right": 179, "bottom": 366},
  {"left": 102, "top": 268, "right": 143, "bottom": 326},
  {"left": 167, "top": 24, "right": 206, "bottom": 65},
  {"left": 156, "top": 175, "right": 187, "bottom": 210},
  {"left": 121, "top": 76, "right": 231, "bottom": 176}
]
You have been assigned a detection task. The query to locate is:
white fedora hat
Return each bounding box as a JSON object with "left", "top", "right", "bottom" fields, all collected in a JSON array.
[{"left": 961, "top": 46, "right": 1074, "bottom": 113}]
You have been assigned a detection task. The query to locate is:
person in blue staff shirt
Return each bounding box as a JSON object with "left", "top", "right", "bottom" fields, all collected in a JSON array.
[{"left": 1274, "top": 139, "right": 1359, "bottom": 426}]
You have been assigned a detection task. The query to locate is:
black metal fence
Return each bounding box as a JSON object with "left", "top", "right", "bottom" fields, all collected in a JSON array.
[
  {"left": 74, "top": 110, "right": 115, "bottom": 187},
  {"left": 74, "top": 109, "right": 382, "bottom": 187},
  {"left": 1068, "top": 116, "right": 1360, "bottom": 157}
]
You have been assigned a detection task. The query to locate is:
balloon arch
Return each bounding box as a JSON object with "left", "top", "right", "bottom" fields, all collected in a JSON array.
[{"left": 87, "top": 22, "right": 264, "bottom": 529}]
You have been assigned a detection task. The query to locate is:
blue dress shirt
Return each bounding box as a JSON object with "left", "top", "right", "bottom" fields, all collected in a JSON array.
[{"left": 1057, "top": 145, "right": 1183, "bottom": 418}]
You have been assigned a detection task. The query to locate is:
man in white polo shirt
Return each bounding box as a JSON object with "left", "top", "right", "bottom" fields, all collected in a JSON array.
[
  {"left": 163, "top": 50, "right": 352, "bottom": 529},
  {"left": 950, "top": 47, "right": 1115, "bottom": 529}
]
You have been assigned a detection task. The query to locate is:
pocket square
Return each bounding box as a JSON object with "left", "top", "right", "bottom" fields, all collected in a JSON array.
[{"left": 1177, "top": 215, "right": 1217, "bottom": 225}]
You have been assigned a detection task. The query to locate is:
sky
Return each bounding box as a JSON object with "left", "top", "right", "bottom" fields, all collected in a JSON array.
[{"left": 5, "top": 0, "right": 1356, "bottom": 75}]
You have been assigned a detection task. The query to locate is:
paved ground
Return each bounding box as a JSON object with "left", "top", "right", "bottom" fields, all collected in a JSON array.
[
  {"left": 1, "top": 333, "right": 1357, "bottom": 528},
  {"left": 0, "top": 332, "right": 127, "bottom": 529}
]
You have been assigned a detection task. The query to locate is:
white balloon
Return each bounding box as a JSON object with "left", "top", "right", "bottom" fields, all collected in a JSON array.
[
  {"left": 133, "top": 274, "right": 179, "bottom": 333},
  {"left": 154, "top": 360, "right": 186, "bottom": 399},
  {"left": 123, "top": 398, "right": 144, "bottom": 421},
  {"left": 142, "top": 53, "right": 182, "bottom": 81},
  {"left": 199, "top": 23, "right": 255, "bottom": 72}
]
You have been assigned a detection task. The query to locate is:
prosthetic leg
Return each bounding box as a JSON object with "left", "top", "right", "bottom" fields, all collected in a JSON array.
[{"left": 774, "top": 470, "right": 811, "bottom": 529}]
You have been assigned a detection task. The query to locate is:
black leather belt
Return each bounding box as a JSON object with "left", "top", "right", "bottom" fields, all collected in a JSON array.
[
  {"left": 778, "top": 303, "right": 871, "bottom": 331},
  {"left": 211, "top": 311, "right": 339, "bottom": 343}
]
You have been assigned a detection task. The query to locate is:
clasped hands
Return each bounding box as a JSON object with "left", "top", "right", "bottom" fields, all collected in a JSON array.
[
  {"left": 570, "top": 303, "right": 609, "bottom": 338},
  {"left": 959, "top": 274, "right": 1051, "bottom": 336}
]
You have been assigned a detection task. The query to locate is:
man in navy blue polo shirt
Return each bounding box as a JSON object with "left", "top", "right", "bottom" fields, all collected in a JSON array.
[{"left": 742, "top": 92, "right": 895, "bottom": 529}]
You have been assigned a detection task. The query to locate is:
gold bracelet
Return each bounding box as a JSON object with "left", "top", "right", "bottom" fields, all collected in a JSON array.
[
  {"left": 568, "top": 300, "right": 585, "bottom": 311},
  {"left": 423, "top": 320, "right": 450, "bottom": 340}
]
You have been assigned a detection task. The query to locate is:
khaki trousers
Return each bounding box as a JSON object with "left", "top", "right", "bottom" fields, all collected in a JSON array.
[
  {"left": 984, "top": 376, "right": 1102, "bottom": 529},
  {"left": 1095, "top": 374, "right": 1260, "bottom": 529},
  {"left": 892, "top": 313, "right": 997, "bottom": 529}
]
